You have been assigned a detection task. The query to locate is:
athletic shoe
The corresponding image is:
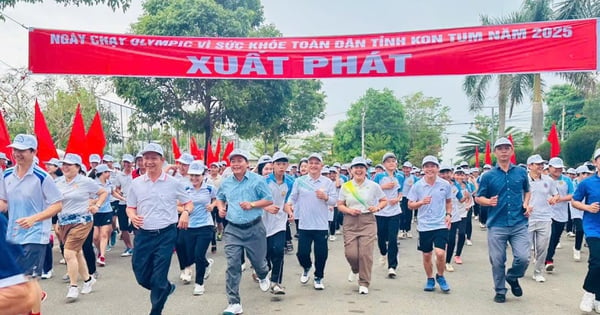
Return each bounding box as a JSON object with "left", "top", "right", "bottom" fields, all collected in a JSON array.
[
  {"left": 580, "top": 291, "right": 595, "bottom": 312},
  {"left": 300, "top": 268, "right": 310, "bottom": 284},
  {"left": 494, "top": 293, "right": 506, "bottom": 303},
  {"left": 423, "top": 278, "right": 435, "bottom": 292},
  {"left": 106, "top": 244, "right": 112, "bottom": 252},
  {"left": 594, "top": 300, "right": 600, "bottom": 313},
  {"left": 313, "top": 278, "right": 325, "bottom": 290},
  {"left": 204, "top": 258, "right": 214, "bottom": 280},
  {"left": 97, "top": 256, "right": 106, "bottom": 267},
  {"left": 251, "top": 271, "right": 259, "bottom": 283},
  {"left": 211, "top": 245, "right": 217, "bottom": 253},
  {"left": 379, "top": 255, "right": 387, "bottom": 265},
  {"left": 387, "top": 268, "right": 396, "bottom": 279},
  {"left": 454, "top": 256, "right": 463, "bottom": 265},
  {"left": 193, "top": 284, "right": 205, "bottom": 296},
  {"left": 532, "top": 274, "right": 546, "bottom": 283},
  {"left": 329, "top": 235, "right": 336, "bottom": 241},
  {"left": 466, "top": 239, "right": 473, "bottom": 246},
  {"left": 545, "top": 262, "right": 555, "bottom": 273},
  {"left": 59, "top": 258, "right": 66, "bottom": 264},
  {"left": 121, "top": 248, "right": 133, "bottom": 257},
  {"left": 436, "top": 274, "right": 450, "bottom": 292},
  {"left": 506, "top": 277, "right": 522, "bottom": 297},
  {"left": 110, "top": 230, "right": 118, "bottom": 247},
  {"left": 445, "top": 263, "right": 454, "bottom": 272},
  {"left": 66, "top": 286, "right": 79, "bottom": 303},
  {"left": 41, "top": 269, "right": 53, "bottom": 279},
  {"left": 358, "top": 285, "right": 369, "bottom": 294},
  {"left": 479, "top": 223, "right": 486, "bottom": 229},
  {"left": 335, "top": 230, "right": 342, "bottom": 235},
  {"left": 556, "top": 242, "right": 562, "bottom": 249},
  {"left": 406, "top": 232, "right": 413, "bottom": 238},
  {"left": 62, "top": 273, "right": 70, "bottom": 283},
  {"left": 574, "top": 248, "right": 582, "bottom": 262},
  {"left": 241, "top": 262, "right": 246, "bottom": 272},
  {"left": 81, "top": 276, "right": 96, "bottom": 294},
  {"left": 348, "top": 271, "right": 358, "bottom": 282},
  {"left": 285, "top": 241, "right": 294, "bottom": 254},
  {"left": 181, "top": 268, "right": 192, "bottom": 284},
  {"left": 223, "top": 303, "right": 243, "bottom": 315},
  {"left": 567, "top": 231, "right": 576, "bottom": 238},
  {"left": 270, "top": 283, "right": 286, "bottom": 295},
  {"left": 399, "top": 232, "right": 407, "bottom": 239}
]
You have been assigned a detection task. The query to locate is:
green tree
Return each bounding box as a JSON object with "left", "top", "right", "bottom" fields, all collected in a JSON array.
[
  {"left": 0, "top": 0, "right": 130, "bottom": 11},
  {"left": 544, "top": 84, "right": 586, "bottom": 139},
  {"left": 563, "top": 125, "right": 600, "bottom": 166},
  {"left": 332, "top": 88, "right": 409, "bottom": 162},
  {"left": 297, "top": 132, "right": 333, "bottom": 163},
  {"left": 583, "top": 91, "right": 600, "bottom": 126}
]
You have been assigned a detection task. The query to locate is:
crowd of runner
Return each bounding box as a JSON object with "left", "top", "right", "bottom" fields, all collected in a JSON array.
[{"left": 0, "top": 134, "right": 599, "bottom": 315}]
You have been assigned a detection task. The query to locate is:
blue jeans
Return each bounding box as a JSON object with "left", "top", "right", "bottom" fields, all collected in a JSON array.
[
  {"left": 487, "top": 223, "right": 530, "bottom": 294},
  {"left": 132, "top": 225, "right": 177, "bottom": 315}
]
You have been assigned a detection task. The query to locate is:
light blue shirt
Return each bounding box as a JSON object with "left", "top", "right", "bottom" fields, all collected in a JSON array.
[
  {"left": 407, "top": 176, "right": 452, "bottom": 232},
  {"left": 550, "top": 175, "right": 574, "bottom": 222},
  {"left": 263, "top": 174, "right": 295, "bottom": 236},
  {"left": 127, "top": 172, "right": 191, "bottom": 230},
  {"left": 187, "top": 183, "right": 216, "bottom": 228},
  {"left": 373, "top": 172, "right": 404, "bottom": 217},
  {"left": 3, "top": 165, "right": 62, "bottom": 245},
  {"left": 55, "top": 174, "right": 101, "bottom": 225},
  {"left": 96, "top": 180, "right": 113, "bottom": 214},
  {"left": 289, "top": 174, "right": 337, "bottom": 230},
  {"left": 401, "top": 174, "right": 417, "bottom": 196},
  {"left": 217, "top": 171, "right": 272, "bottom": 225}
]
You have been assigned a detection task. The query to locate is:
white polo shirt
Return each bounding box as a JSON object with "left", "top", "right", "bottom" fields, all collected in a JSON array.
[
  {"left": 407, "top": 177, "right": 452, "bottom": 232},
  {"left": 127, "top": 172, "right": 191, "bottom": 230},
  {"left": 528, "top": 174, "right": 557, "bottom": 223},
  {"left": 55, "top": 174, "right": 101, "bottom": 225},
  {"left": 338, "top": 179, "right": 385, "bottom": 213},
  {"left": 3, "top": 165, "right": 62, "bottom": 244},
  {"left": 289, "top": 175, "right": 337, "bottom": 230},
  {"left": 113, "top": 170, "right": 133, "bottom": 206}
]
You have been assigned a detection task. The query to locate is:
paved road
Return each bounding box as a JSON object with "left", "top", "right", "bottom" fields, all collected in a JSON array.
[{"left": 39, "top": 224, "right": 588, "bottom": 315}]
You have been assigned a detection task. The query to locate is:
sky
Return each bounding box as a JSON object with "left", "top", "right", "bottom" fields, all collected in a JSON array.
[{"left": 0, "top": 0, "right": 558, "bottom": 163}]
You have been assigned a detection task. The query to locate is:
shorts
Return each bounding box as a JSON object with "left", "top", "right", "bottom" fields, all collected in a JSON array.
[
  {"left": 417, "top": 228, "right": 449, "bottom": 253},
  {"left": 57, "top": 222, "right": 93, "bottom": 251},
  {"left": 110, "top": 200, "right": 120, "bottom": 216},
  {"left": 93, "top": 212, "right": 113, "bottom": 227},
  {"left": 214, "top": 206, "right": 227, "bottom": 224},
  {"left": 117, "top": 204, "right": 132, "bottom": 232},
  {"left": 15, "top": 243, "right": 46, "bottom": 277},
  {"left": 51, "top": 214, "right": 58, "bottom": 225}
]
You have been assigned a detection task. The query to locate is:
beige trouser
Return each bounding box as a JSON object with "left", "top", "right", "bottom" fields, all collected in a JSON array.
[{"left": 343, "top": 213, "right": 376, "bottom": 287}]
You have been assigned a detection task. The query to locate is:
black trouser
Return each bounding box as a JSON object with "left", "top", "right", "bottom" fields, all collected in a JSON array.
[
  {"left": 285, "top": 222, "right": 292, "bottom": 242},
  {"left": 399, "top": 197, "right": 412, "bottom": 232},
  {"left": 446, "top": 219, "right": 467, "bottom": 263},
  {"left": 267, "top": 230, "right": 286, "bottom": 284},
  {"left": 479, "top": 206, "right": 489, "bottom": 225},
  {"left": 296, "top": 229, "right": 328, "bottom": 279},
  {"left": 175, "top": 227, "right": 190, "bottom": 271},
  {"left": 133, "top": 225, "right": 177, "bottom": 315},
  {"left": 566, "top": 205, "right": 573, "bottom": 233},
  {"left": 573, "top": 218, "right": 584, "bottom": 250},
  {"left": 375, "top": 214, "right": 400, "bottom": 269},
  {"left": 83, "top": 225, "right": 96, "bottom": 275},
  {"left": 465, "top": 208, "right": 473, "bottom": 240},
  {"left": 180, "top": 226, "right": 213, "bottom": 285},
  {"left": 583, "top": 237, "right": 600, "bottom": 300},
  {"left": 473, "top": 203, "right": 480, "bottom": 217},
  {"left": 210, "top": 208, "right": 218, "bottom": 247},
  {"left": 546, "top": 220, "right": 566, "bottom": 263},
  {"left": 43, "top": 237, "right": 53, "bottom": 273}
]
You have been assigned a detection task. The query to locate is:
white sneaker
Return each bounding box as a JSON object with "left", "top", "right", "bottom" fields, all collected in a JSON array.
[
  {"left": 594, "top": 300, "right": 600, "bottom": 313},
  {"left": 193, "top": 284, "right": 205, "bottom": 296},
  {"left": 557, "top": 242, "right": 562, "bottom": 249},
  {"left": 181, "top": 268, "right": 192, "bottom": 284},
  {"left": 399, "top": 232, "right": 407, "bottom": 239},
  {"left": 348, "top": 271, "right": 358, "bottom": 282},
  {"left": 406, "top": 232, "right": 413, "bottom": 239},
  {"left": 580, "top": 291, "right": 595, "bottom": 312},
  {"left": 574, "top": 248, "right": 582, "bottom": 262},
  {"left": 241, "top": 262, "right": 246, "bottom": 272},
  {"left": 445, "top": 263, "right": 454, "bottom": 272},
  {"left": 59, "top": 258, "right": 66, "bottom": 264},
  {"left": 300, "top": 268, "right": 310, "bottom": 284},
  {"left": 314, "top": 278, "right": 325, "bottom": 290},
  {"left": 388, "top": 268, "right": 397, "bottom": 279},
  {"left": 532, "top": 274, "right": 546, "bottom": 282},
  {"left": 81, "top": 276, "right": 96, "bottom": 294},
  {"left": 466, "top": 239, "right": 473, "bottom": 246},
  {"left": 205, "top": 258, "right": 214, "bottom": 280},
  {"left": 66, "top": 286, "right": 79, "bottom": 302},
  {"left": 41, "top": 269, "right": 53, "bottom": 279},
  {"left": 223, "top": 303, "right": 243, "bottom": 315},
  {"left": 567, "top": 232, "right": 576, "bottom": 237},
  {"left": 258, "top": 277, "right": 270, "bottom": 292},
  {"left": 335, "top": 230, "right": 341, "bottom": 235},
  {"left": 329, "top": 235, "right": 336, "bottom": 241},
  {"left": 358, "top": 285, "right": 369, "bottom": 294},
  {"left": 270, "top": 283, "right": 286, "bottom": 295},
  {"left": 379, "top": 255, "right": 387, "bottom": 265}
]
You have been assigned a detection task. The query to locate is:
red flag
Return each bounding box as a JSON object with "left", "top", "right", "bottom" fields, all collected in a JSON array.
[
  {"left": 34, "top": 100, "right": 58, "bottom": 170},
  {"left": 215, "top": 137, "right": 222, "bottom": 161},
  {"left": 222, "top": 141, "right": 235, "bottom": 166},
  {"left": 205, "top": 141, "right": 217, "bottom": 165},
  {"left": 547, "top": 122, "right": 561, "bottom": 158},
  {"left": 474, "top": 146, "right": 480, "bottom": 168},
  {"left": 507, "top": 134, "right": 517, "bottom": 164},
  {"left": 171, "top": 137, "right": 181, "bottom": 160},
  {"left": 190, "top": 137, "right": 203, "bottom": 160},
  {"left": 85, "top": 111, "right": 106, "bottom": 166},
  {"left": 65, "top": 104, "right": 87, "bottom": 163},
  {"left": 0, "top": 110, "right": 12, "bottom": 163},
  {"left": 485, "top": 140, "right": 492, "bottom": 165}
]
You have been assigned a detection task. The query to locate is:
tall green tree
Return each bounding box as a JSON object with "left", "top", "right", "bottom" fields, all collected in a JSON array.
[
  {"left": 544, "top": 84, "right": 586, "bottom": 139},
  {"left": 0, "top": 0, "right": 130, "bottom": 11}
]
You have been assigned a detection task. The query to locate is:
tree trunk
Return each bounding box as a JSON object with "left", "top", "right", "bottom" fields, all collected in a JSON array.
[
  {"left": 497, "top": 75, "right": 509, "bottom": 138},
  {"left": 273, "top": 129, "right": 279, "bottom": 152},
  {"left": 531, "top": 73, "right": 544, "bottom": 148}
]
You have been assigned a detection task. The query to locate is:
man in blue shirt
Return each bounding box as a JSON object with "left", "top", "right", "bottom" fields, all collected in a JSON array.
[
  {"left": 217, "top": 149, "right": 273, "bottom": 315},
  {"left": 572, "top": 149, "right": 600, "bottom": 313},
  {"left": 476, "top": 137, "right": 531, "bottom": 304}
]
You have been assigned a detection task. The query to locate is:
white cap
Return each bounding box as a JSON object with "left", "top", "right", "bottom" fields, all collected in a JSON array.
[
  {"left": 566, "top": 168, "right": 577, "bottom": 175},
  {"left": 527, "top": 154, "right": 546, "bottom": 165},
  {"left": 272, "top": 151, "right": 289, "bottom": 162},
  {"left": 548, "top": 157, "right": 565, "bottom": 169},
  {"left": 483, "top": 164, "right": 492, "bottom": 169},
  {"left": 439, "top": 164, "right": 453, "bottom": 171},
  {"left": 61, "top": 153, "right": 83, "bottom": 166},
  {"left": 402, "top": 161, "right": 413, "bottom": 168},
  {"left": 382, "top": 152, "right": 396, "bottom": 163},
  {"left": 188, "top": 160, "right": 207, "bottom": 175},
  {"left": 0, "top": 152, "right": 7, "bottom": 160},
  {"left": 421, "top": 155, "right": 439, "bottom": 167},
  {"left": 257, "top": 155, "right": 272, "bottom": 165},
  {"left": 308, "top": 153, "right": 323, "bottom": 162},
  {"left": 494, "top": 137, "right": 513, "bottom": 148},
  {"left": 141, "top": 143, "right": 164, "bottom": 156},
  {"left": 228, "top": 149, "right": 249, "bottom": 161},
  {"left": 459, "top": 161, "right": 469, "bottom": 167},
  {"left": 176, "top": 153, "right": 194, "bottom": 165},
  {"left": 95, "top": 164, "right": 112, "bottom": 173},
  {"left": 44, "top": 158, "right": 61, "bottom": 167},
  {"left": 471, "top": 167, "right": 480, "bottom": 173},
  {"left": 89, "top": 154, "right": 101, "bottom": 163},
  {"left": 594, "top": 148, "right": 600, "bottom": 160},
  {"left": 332, "top": 162, "right": 341, "bottom": 168},
  {"left": 8, "top": 134, "right": 37, "bottom": 150},
  {"left": 576, "top": 165, "right": 594, "bottom": 174},
  {"left": 321, "top": 167, "right": 330, "bottom": 174},
  {"left": 350, "top": 157, "right": 368, "bottom": 168},
  {"left": 102, "top": 154, "right": 114, "bottom": 162},
  {"left": 121, "top": 154, "right": 134, "bottom": 163}
]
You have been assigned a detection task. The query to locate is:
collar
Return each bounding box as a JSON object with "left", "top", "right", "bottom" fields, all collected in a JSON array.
[
  {"left": 232, "top": 171, "right": 249, "bottom": 182},
  {"left": 143, "top": 171, "right": 167, "bottom": 182},
  {"left": 12, "top": 163, "right": 35, "bottom": 178}
]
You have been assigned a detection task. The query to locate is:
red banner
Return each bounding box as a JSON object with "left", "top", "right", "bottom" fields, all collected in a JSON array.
[{"left": 29, "top": 19, "right": 598, "bottom": 79}]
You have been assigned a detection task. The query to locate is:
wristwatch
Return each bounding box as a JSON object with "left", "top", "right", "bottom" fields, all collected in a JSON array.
[
  {"left": 250, "top": 202, "right": 256, "bottom": 208},
  {"left": 445, "top": 213, "right": 452, "bottom": 217}
]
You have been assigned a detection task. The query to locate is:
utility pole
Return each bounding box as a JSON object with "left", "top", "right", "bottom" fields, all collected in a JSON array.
[
  {"left": 561, "top": 103, "right": 566, "bottom": 141},
  {"left": 361, "top": 106, "right": 366, "bottom": 158}
]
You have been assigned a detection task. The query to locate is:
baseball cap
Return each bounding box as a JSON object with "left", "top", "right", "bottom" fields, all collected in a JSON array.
[
  {"left": 89, "top": 154, "right": 101, "bottom": 163},
  {"left": 340, "top": 164, "right": 348, "bottom": 171},
  {"left": 329, "top": 167, "right": 338, "bottom": 173},
  {"left": 308, "top": 153, "right": 323, "bottom": 162},
  {"left": 210, "top": 161, "right": 220, "bottom": 168},
  {"left": 459, "top": 161, "right": 469, "bottom": 168},
  {"left": 494, "top": 137, "right": 512, "bottom": 148},
  {"left": 375, "top": 164, "right": 384, "bottom": 170},
  {"left": 102, "top": 154, "right": 114, "bottom": 162},
  {"left": 0, "top": 152, "right": 7, "bottom": 160},
  {"left": 527, "top": 154, "right": 546, "bottom": 165},
  {"left": 332, "top": 162, "right": 341, "bottom": 168},
  {"left": 382, "top": 152, "right": 397, "bottom": 163},
  {"left": 95, "top": 164, "right": 112, "bottom": 173},
  {"left": 114, "top": 164, "right": 121, "bottom": 170},
  {"left": 454, "top": 167, "right": 465, "bottom": 173},
  {"left": 402, "top": 161, "right": 413, "bottom": 168},
  {"left": 228, "top": 149, "right": 249, "bottom": 161},
  {"left": 44, "top": 158, "right": 61, "bottom": 167},
  {"left": 548, "top": 157, "right": 565, "bottom": 169},
  {"left": 141, "top": 143, "right": 164, "bottom": 156},
  {"left": 176, "top": 153, "right": 194, "bottom": 165},
  {"left": 471, "top": 168, "right": 480, "bottom": 173},
  {"left": 365, "top": 158, "right": 373, "bottom": 166},
  {"left": 368, "top": 167, "right": 376, "bottom": 173},
  {"left": 350, "top": 157, "right": 368, "bottom": 168},
  {"left": 439, "top": 164, "right": 452, "bottom": 172},
  {"left": 122, "top": 154, "right": 134, "bottom": 163},
  {"left": 566, "top": 168, "right": 577, "bottom": 175},
  {"left": 257, "top": 155, "right": 272, "bottom": 165},
  {"left": 483, "top": 164, "right": 492, "bottom": 169},
  {"left": 272, "top": 151, "right": 289, "bottom": 162},
  {"left": 61, "top": 153, "right": 83, "bottom": 166},
  {"left": 188, "top": 160, "right": 207, "bottom": 175},
  {"left": 8, "top": 134, "right": 37, "bottom": 150},
  {"left": 576, "top": 165, "right": 594, "bottom": 174},
  {"left": 421, "top": 155, "right": 440, "bottom": 167},
  {"left": 321, "top": 167, "right": 330, "bottom": 174},
  {"left": 593, "top": 148, "right": 600, "bottom": 160}
]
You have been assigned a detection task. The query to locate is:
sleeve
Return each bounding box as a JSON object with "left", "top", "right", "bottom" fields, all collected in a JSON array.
[
  {"left": 397, "top": 174, "right": 405, "bottom": 192},
  {"left": 572, "top": 181, "right": 586, "bottom": 202},
  {"left": 549, "top": 179, "right": 559, "bottom": 195},
  {"left": 476, "top": 174, "right": 489, "bottom": 197},
  {"left": 83, "top": 177, "right": 102, "bottom": 195},
  {"left": 209, "top": 185, "right": 217, "bottom": 199},
  {"left": 373, "top": 173, "right": 383, "bottom": 184},
  {"left": 0, "top": 175, "right": 6, "bottom": 201},
  {"left": 42, "top": 176, "right": 63, "bottom": 205},
  {"left": 216, "top": 181, "right": 227, "bottom": 201},
  {"left": 126, "top": 182, "right": 138, "bottom": 208},
  {"left": 406, "top": 183, "right": 418, "bottom": 202},
  {"left": 175, "top": 180, "right": 192, "bottom": 204},
  {"left": 374, "top": 183, "right": 386, "bottom": 200},
  {"left": 255, "top": 177, "right": 273, "bottom": 201},
  {"left": 112, "top": 175, "right": 121, "bottom": 188},
  {"left": 446, "top": 183, "right": 454, "bottom": 200},
  {"left": 566, "top": 178, "right": 575, "bottom": 194},
  {"left": 326, "top": 179, "right": 337, "bottom": 206},
  {"left": 522, "top": 171, "right": 530, "bottom": 193}
]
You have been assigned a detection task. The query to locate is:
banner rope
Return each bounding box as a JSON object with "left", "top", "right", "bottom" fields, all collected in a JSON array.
[{"left": 0, "top": 12, "right": 29, "bottom": 30}]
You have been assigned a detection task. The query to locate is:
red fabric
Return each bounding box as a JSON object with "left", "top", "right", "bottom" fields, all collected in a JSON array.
[
  {"left": 65, "top": 104, "right": 87, "bottom": 166},
  {"left": 485, "top": 141, "right": 492, "bottom": 165},
  {"left": 548, "top": 122, "right": 561, "bottom": 158},
  {"left": 34, "top": 100, "right": 59, "bottom": 170},
  {"left": 171, "top": 137, "right": 181, "bottom": 160},
  {"left": 190, "top": 137, "right": 203, "bottom": 161},
  {"left": 474, "top": 146, "right": 480, "bottom": 169},
  {"left": 205, "top": 141, "right": 216, "bottom": 165},
  {"left": 222, "top": 141, "right": 235, "bottom": 166},
  {"left": 85, "top": 111, "right": 106, "bottom": 166},
  {"left": 29, "top": 20, "right": 597, "bottom": 78},
  {"left": 214, "top": 137, "right": 222, "bottom": 162},
  {"left": 0, "top": 110, "right": 12, "bottom": 163},
  {"left": 507, "top": 134, "right": 516, "bottom": 164}
]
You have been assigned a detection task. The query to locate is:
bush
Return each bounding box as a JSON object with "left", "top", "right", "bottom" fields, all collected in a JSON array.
[
  {"left": 532, "top": 142, "right": 551, "bottom": 161},
  {"left": 514, "top": 143, "right": 533, "bottom": 165},
  {"left": 563, "top": 126, "right": 600, "bottom": 166}
]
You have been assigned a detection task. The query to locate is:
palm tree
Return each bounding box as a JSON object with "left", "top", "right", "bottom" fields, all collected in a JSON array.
[{"left": 457, "top": 126, "right": 526, "bottom": 162}]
